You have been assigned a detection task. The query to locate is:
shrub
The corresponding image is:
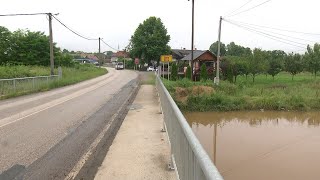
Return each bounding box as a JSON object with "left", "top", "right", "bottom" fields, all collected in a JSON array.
[
  {"left": 200, "top": 63, "right": 208, "bottom": 81},
  {"left": 186, "top": 65, "right": 191, "bottom": 80},
  {"left": 171, "top": 63, "right": 178, "bottom": 81}
]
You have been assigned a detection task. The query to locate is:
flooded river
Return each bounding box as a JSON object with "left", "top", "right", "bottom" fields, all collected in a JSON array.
[{"left": 184, "top": 111, "right": 320, "bottom": 180}]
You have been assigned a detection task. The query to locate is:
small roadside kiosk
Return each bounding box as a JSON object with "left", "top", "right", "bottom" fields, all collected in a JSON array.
[{"left": 159, "top": 55, "right": 173, "bottom": 80}]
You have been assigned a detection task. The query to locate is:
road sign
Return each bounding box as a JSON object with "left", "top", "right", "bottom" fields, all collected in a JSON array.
[
  {"left": 160, "top": 55, "right": 172, "bottom": 62},
  {"left": 135, "top": 58, "right": 139, "bottom": 65}
]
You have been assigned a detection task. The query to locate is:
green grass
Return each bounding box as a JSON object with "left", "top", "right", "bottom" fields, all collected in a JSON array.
[
  {"left": 0, "top": 64, "right": 107, "bottom": 99},
  {"left": 163, "top": 72, "right": 320, "bottom": 111}
]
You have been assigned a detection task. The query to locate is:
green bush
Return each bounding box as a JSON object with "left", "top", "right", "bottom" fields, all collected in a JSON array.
[
  {"left": 186, "top": 65, "right": 191, "bottom": 80},
  {"left": 200, "top": 64, "right": 208, "bottom": 81},
  {"left": 171, "top": 63, "right": 178, "bottom": 81}
]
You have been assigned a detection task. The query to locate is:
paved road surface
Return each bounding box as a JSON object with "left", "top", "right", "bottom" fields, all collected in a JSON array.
[{"left": 0, "top": 68, "right": 138, "bottom": 179}]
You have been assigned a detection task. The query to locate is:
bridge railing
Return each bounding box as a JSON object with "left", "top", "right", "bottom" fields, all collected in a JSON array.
[
  {"left": 0, "top": 75, "right": 60, "bottom": 97},
  {"left": 155, "top": 74, "right": 223, "bottom": 180}
]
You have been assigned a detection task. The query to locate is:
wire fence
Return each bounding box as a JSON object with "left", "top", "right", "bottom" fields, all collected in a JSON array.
[
  {"left": 156, "top": 74, "right": 223, "bottom": 180},
  {"left": 0, "top": 75, "right": 60, "bottom": 98}
]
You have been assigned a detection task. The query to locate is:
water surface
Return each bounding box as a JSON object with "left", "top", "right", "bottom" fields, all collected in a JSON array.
[{"left": 185, "top": 111, "right": 320, "bottom": 180}]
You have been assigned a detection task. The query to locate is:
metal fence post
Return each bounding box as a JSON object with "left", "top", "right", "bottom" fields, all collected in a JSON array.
[
  {"left": 13, "top": 79, "right": 16, "bottom": 92},
  {"left": 47, "top": 76, "right": 49, "bottom": 87}
]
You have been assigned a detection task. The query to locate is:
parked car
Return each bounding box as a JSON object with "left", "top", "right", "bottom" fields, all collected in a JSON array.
[
  {"left": 115, "top": 62, "right": 124, "bottom": 70},
  {"left": 147, "top": 66, "right": 155, "bottom": 71}
]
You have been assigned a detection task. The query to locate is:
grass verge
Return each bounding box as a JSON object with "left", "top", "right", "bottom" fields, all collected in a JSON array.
[
  {"left": 163, "top": 72, "right": 320, "bottom": 111},
  {"left": 0, "top": 64, "right": 107, "bottom": 99}
]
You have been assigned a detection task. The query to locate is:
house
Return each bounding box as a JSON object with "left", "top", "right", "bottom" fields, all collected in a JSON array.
[
  {"left": 177, "top": 50, "right": 217, "bottom": 80},
  {"left": 111, "top": 51, "right": 130, "bottom": 64}
]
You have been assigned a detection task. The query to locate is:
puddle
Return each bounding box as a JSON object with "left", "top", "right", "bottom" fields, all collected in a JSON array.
[{"left": 184, "top": 111, "right": 320, "bottom": 180}]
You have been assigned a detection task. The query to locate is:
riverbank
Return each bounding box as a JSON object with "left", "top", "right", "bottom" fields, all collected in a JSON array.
[
  {"left": 0, "top": 64, "right": 107, "bottom": 99},
  {"left": 163, "top": 72, "right": 320, "bottom": 111}
]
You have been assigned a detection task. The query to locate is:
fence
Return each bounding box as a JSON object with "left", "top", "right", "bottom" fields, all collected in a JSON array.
[
  {"left": 156, "top": 75, "right": 223, "bottom": 180},
  {"left": 0, "top": 75, "right": 60, "bottom": 97}
]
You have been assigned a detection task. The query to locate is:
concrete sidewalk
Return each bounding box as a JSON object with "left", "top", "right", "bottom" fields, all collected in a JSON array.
[{"left": 94, "top": 85, "right": 176, "bottom": 180}]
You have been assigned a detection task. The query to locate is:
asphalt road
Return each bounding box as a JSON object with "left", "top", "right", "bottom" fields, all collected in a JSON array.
[{"left": 0, "top": 68, "right": 139, "bottom": 180}]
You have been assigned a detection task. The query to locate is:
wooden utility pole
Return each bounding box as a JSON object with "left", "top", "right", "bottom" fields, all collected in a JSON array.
[
  {"left": 190, "top": 0, "right": 194, "bottom": 80},
  {"left": 215, "top": 16, "right": 222, "bottom": 85},
  {"left": 48, "top": 13, "right": 54, "bottom": 75},
  {"left": 99, "top": 37, "right": 101, "bottom": 67}
]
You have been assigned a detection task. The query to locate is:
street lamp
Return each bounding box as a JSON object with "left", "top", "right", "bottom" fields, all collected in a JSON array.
[{"left": 188, "top": 0, "right": 194, "bottom": 80}]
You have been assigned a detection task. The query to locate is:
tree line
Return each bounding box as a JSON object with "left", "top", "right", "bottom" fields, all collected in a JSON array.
[
  {"left": 0, "top": 26, "right": 74, "bottom": 66},
  {"left": 209, "top": 41, "right": 320, "bottom": 82}
]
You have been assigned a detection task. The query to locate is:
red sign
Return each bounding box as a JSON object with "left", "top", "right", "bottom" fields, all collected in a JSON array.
[{"left": 135, "top": 58, "right": 139, "bottom": 65}]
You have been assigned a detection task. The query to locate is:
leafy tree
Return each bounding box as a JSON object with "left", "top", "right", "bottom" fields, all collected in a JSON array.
[
  {"left": 186, "top": 65, "right": 191, "bottom": 80},
  {"left": 129, "top": 17, "right": 171, "bottom": 64},
  {"left": 226, "top": 42, "right": 252, "bottom": 56},
  {"left": 249, "top": 48, "right": 268, "bottom": 83},
  {"left": 209, "top": 41, "right": 226, "bottom": 56},
  {"left": 285, "top": 53, "right": 304, "bottom": 80},
  {"left": 0, "top": 26, "right": 12, "bottom": 64},
  {"left": 171, "top": 63, "right": 178, "bottom": 81},
  {"left": 305, "top": 44, "right": 320, "bottom": 78},
  {"left": 200, "top": 63, "right": 208, "bottom": 81},
  {"left": 228, "top": 56, "right": 248, "bottom": 83},
  {"left": 267, "top": 59, "right": 282, "bottom": 80}
]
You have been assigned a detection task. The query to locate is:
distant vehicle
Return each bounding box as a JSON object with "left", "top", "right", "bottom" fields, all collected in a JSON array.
[
  {"left": 115, "top": 62, "right": 124, "bottom": 70},
  {"left": 147, "top": 66, "right": 155, "bottom": 71}
]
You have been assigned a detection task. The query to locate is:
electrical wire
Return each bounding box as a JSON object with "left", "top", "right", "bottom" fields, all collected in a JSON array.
[
  {"left": 52, "top": 15, "right": 98, "bottom": 41},
  {"left": 101, "top": 39, "right": 119, "bottom": 51},
  {"left": 227, "top": 0, "right": 271, "bottom": 17},
  {"left": 0, "top": 13, "right": 48, "bottom": 16},
  {"left": 224, "top": 0, "right": 254, "bottom": 17},
  {"left": 226, "top": 19, "right": 317, "bottom": 43},
  {"left": 224, "top": 19, "right": 307, "bottom": 49},
  {"left": 224, "top": 19, "right": 320, "bottom": 36}
]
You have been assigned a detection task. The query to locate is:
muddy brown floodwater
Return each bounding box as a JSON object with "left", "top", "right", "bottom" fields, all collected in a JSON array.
[{"left": 184, "top": 111, "right": 320, "bottom": 180}]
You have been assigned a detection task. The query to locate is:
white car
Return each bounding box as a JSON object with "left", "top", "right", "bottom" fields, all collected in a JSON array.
[
  {"left": 147, "top": 66, "right": 155, "bottom": 71},
  {"left": 115, "top": 62, "right": 124, "bottom": 70}
]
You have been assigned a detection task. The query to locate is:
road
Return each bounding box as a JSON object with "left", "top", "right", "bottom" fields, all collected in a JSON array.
[{"left": 0, "top": 68, "right": 139, "bottom": 180}]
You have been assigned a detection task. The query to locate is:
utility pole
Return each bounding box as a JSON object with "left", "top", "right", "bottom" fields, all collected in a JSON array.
[
  {"left": 214, "top": 16, "right": 222, "bottom": 85},
  {"left": 99, "top": 37, "right": 101, "bottom": 67},
  {"left": 190, "top": 0, "right": 194, "bottom": 80},
  {"left": 48, "top": 13, "right": 54, "bottom": 75}
]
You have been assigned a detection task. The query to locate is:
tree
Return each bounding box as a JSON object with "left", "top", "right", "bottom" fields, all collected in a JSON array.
[
  {"left": 249, "top": 48, "right": 268, "bottom": 83},
  {"left": 267, "top": 59, "right": 282, "bottom": 80},
  {"left": 305, "top": 44, "right": 320, "bottom": 78},
  {"left": 285, "top": 53, "right": 304, "bottom": 80},
  {"left": 209, "top": 41, "right": 226, "bottom": 56},
  {"left": 186, "top": 65, "right": 191, "bottom": 80},
  {"left": 129, "top": 17, "right": 171, "bottom": 65},
  {"left": 171, "top": 63, "right": 178, "bottom": 81},
  {"left": 200, "top": 63, "right": 208, "bottom": 81},
  {"left": 226, "top": 42, "right": 251, "bottom": 56},
  {"left": 0, "top": 26, "right": 12, "bottom": 64}
]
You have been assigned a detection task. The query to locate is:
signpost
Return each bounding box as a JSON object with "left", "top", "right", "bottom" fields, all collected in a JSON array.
[
  {"left": 134, "top": 58, "right": 139, "bottom": 70},
  {"left": 160, "top": 55, "right": 172, "bottom": 80}
]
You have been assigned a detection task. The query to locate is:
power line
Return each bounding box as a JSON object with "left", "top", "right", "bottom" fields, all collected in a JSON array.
[
  {"left": 227, "top": 0, "right": 272, "bottom": 17},
  {"left": 52, "top": 15, "right": 98, "bottom": 41},
  {"left": 224, "top": 19, "right": 307, "bottom": 49},
  {"left": 224, "top": 0, "right": 254, "bottom": 17},
  {"left": 224, "top": 19, "right": 320, "bottom": 36},
  {"left": 0, "top": 13, "right": 48, "bottom": 16},
  {"left": 101, "top": 39, "right": 119, "bottom": 51},
  {"left": 226, "top": 19, "right": 317, "bottom": 43}
]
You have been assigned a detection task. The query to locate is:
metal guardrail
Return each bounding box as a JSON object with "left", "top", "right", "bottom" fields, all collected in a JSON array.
[
  {"left": 156, "top": 75, "right": 223, "bottom": 180},
  {"left": 0, "top": 75, "right": 60, "bottom": 97}
]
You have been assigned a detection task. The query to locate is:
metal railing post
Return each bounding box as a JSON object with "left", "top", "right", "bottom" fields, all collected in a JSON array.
[{"left": 13, "top": 79, "right": 16, "bottom": 92}]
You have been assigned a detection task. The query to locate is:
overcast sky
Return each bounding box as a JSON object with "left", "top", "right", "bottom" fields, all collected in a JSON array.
[{"left": 1, "top": 0, "right": 320, "bottom": 53}]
